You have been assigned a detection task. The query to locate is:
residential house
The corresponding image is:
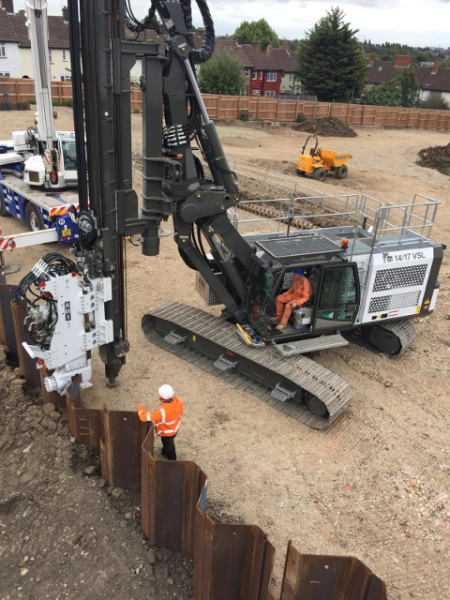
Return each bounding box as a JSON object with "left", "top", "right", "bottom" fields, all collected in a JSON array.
[
  {"left": 131, "top": 31, "right": 299, "bottom": 97},
  {"left": 0, "top": 0, "right": 25, "bottom": 77},
  {"left": 415, "top": 62, "right": 450, "bottom": 102},
  {"left": 365, "top": 54, "right": 412, "bottom": 90},
  {"left": 0, "top": 1, "right": 299, "bottom": 98},
  {"left": 365, "top": 54, "right": 450, "bottom": 102},
  {"left": 203, "top": 36, "right": 298, "bottom": 97},
  {"left": 0, "top": 1, "right": 72, "bottom": 81},
  {"left": 243, "top": 40, "right": 297, "bottom": 97}
]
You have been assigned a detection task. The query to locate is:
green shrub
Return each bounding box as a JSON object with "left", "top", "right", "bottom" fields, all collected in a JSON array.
[
  {"left": 238, "top": 110, "right": 250, "bottom": 121},
  {"left": 133, "top": 108, "right": 140, "bottom": 114},
  {"left": 420, "top": 95, "right": 450, "bottom": 110},
  {"left": 28, "top": 99, "right": 36, "bottom": 105},
  {"left": 62, "top": 99, "right": 73, "bottom": 108},
  {"left": 295, "top": 112, "right": 307, "bottom": 123},
  {"left": 252, "top": 118, "right": 264, "bottom": 123}
]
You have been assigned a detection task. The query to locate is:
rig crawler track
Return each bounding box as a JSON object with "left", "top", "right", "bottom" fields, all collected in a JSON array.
[
  {"left": 142, "top": 302, "right": 352, "bottom": 430},
  {"left": 362, "top": 318, "right": 417, "bottom": 357}
]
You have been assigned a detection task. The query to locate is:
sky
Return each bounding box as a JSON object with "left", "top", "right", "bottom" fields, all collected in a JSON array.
[{"left": 15, "top": 0, "right": 450, "bottom": 49}]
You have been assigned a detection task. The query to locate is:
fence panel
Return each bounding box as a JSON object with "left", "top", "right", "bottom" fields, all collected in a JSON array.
[{"left": 1, "top": 76, "right": 449, "bottom": 129}]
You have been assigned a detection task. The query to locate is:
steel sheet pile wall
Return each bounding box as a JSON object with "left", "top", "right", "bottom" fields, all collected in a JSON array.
[
  {"left": 279, "top": 542, "right": 386, "bottom": 600},
  {"left": 0, "top": 289, "right": 388, "bottom": 600}
]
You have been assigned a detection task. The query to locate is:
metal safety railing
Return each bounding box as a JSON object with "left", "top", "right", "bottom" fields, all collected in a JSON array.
[
  {"left": 229, "top": 158, "right": 329, "bottom": 199},
  {"left": 130, "top": 149, "right": 440, "bottom": 256},
  {"left": 230, "top": 194, "right": 362, "bottom": 237},
  {"left": 230, "top": 192, "right": 439, "bottom": 248}
]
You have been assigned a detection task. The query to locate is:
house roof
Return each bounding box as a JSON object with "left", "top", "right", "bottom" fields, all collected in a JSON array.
[
  {"left": 365, "top": 60, "right": 408, "bottom": 85},
  {"left": 366, "top": 59, "right": 450, "bottom": 93},
  {"left": 0, "top": 8, "right": 296, "bottom": 73},
  {"left": 209, "top": 39, "right": 296, "bottom": 72},
  {"left": 0, "top": 11, "right": 72, "bottom": 48},
  {"left": 213, "top": 40, "right": 253, "bottom": 68},
  {"left": 242, "top": 44, "right": 296, "bottom": 72},
  {"left": 415, "top": 64, "right": 450, "bottom": 93}
]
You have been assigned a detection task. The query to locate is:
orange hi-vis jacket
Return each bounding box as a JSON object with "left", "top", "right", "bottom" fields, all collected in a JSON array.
[
  {"left": 138, "top": 397, "right": 183, "bottom": 437},
  {"left": 279, "top": 273, "right": 312, "bottom": 307}
]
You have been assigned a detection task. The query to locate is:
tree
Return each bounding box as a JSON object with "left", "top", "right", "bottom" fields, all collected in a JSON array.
[
  {"left": 398, "top": 67, "right": 420, "bottom": 107},
  {"left": 362, "top": 80, "right": 401, "bottom": 107},
  {"left": 439, "top": 59, "right": 450, "bottom": 69},
  {"left": 197, "top": 51, "right": 246, "bottom": 96},
  {"left": 362, "top": 67, "right": 420, "bottom": 107},
  {"left": 415, "top": 50, "right": 434, "bottom": 63},
  {"left": 232, "top": 19, "right": 280, "bottom": 50},
  {"left": 295, "top": 7, "right": 367, "bottom": 102}
]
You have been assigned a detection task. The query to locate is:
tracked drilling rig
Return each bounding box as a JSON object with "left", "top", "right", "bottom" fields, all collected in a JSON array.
[{"left": 14, "top": 0, "right": 444, "bottom": 429}]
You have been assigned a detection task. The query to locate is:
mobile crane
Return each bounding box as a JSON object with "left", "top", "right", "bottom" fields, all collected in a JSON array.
[
  {"left": 0, "top": 0, "right": 78, "bottom": 190},
  {"left": 12, "top": 0, "right": 444, "bottom": 429},
  {"left": 0, "top": 0, "right": 80, "bottom": 242}
]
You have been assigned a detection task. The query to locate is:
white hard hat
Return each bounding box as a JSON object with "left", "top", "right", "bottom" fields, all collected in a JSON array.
[{"left": 158, "top": 384, "right": 174, "bottom": 400}]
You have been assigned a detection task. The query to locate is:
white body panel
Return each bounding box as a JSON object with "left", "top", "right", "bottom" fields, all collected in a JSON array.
[
  {"left": 23, "top": 273, "right": 114, "bottom": 393},
  {"left": 23, "top": 153, "right": 46, "bottom": 186},
  {"left": 12, "top": 131, "right": 34, "bottom": 152},
  {"left": 429, "top": 286, "right": 439, "bottom": 312},
  {"left": 0, "top": 152, "right": 24, "bottom": 166},
  {"left": 357, "top": 247, "right": 434, "bottom": 324}
]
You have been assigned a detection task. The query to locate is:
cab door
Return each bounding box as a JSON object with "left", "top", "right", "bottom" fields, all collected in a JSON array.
[{"left": 312, "top": 264, "right": 360, "bottom": 332}]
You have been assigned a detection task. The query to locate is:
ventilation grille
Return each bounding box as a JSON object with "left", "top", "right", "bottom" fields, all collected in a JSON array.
[
  {"left": 195, "top": 272, "right": 227, "bottom": 306},
  {"left": 372, "top": 264, "right": 427, "bottom": 292},
  {"left": 369, "top": 290, "right": 421, "bottom": 314}
]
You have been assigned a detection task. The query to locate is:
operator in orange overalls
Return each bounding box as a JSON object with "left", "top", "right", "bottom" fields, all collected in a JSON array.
[
  {"left": 137, "top": 384, "right": 183, "bottom": 461},
  {"left": 273, "top": 269, "right": 312, "bottom": 330}
]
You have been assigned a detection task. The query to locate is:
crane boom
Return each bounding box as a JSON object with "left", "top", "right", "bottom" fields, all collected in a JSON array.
[{"left": 25, "top": 0, "right": 57, "bottom": 150}]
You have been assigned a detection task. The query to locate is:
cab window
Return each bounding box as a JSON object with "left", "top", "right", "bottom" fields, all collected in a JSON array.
[
  {"left": 61, "top": 139, "right": 78, "bottom": 171},
  {"left": 317, "top": 266, "right": 357, "bottom": 322}
]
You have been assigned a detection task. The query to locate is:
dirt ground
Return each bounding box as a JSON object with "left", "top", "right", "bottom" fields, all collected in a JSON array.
[
  {"left": 1, "top": 108, "right": 450, "bottom": 599},
  {"left": 0, "top": 351, "right": 194, "bottom": 600}
]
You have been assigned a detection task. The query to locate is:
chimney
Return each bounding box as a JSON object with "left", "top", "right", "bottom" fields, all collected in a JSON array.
[
  {"left": 62, "top": 5, "right": 69, "bottom": 23},
  {"left": 431, "top": 60, "right": 439, "bottom": 75},
  {"left": 266, "top": 44, "right": 273, "bottom": 58},
  {"left": 281, "top": 40, "right": 291, "bottom": 51},
  {"left": 0, "top": 0, "right": 14, "bottom": 13},
  {"left": 367, "top": 52, "right": 376, "bottom": 68},
  {"left": 196, "top": 27, "right": 205, "bottom": 35},
  {"left": 395, "top": 55, "right": 411, "bottom": 68},
  {"left": 236, "top": 34, "right": 241, "bottom": 46},
  {"left": 251, "top": 40, "right": 261, "bottom": 51}
]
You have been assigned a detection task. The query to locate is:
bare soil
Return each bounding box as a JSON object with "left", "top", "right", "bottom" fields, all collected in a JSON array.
[{"left": 2, "top": 109, "right": 450, "bottom": 599}]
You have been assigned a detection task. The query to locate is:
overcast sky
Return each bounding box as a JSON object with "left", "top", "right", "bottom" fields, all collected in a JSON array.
[{"left": 16, "top": 0, "right": 450, "bottom": 48}]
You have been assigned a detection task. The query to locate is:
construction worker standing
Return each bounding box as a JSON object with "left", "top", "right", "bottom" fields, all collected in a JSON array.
[{"left": 137, "top": 384, "right": 183, "bottom": 461}]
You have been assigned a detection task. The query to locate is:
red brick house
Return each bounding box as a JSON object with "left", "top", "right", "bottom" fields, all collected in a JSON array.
[{"left": 206, "top": 36, "right": 298, "bottom": 96}]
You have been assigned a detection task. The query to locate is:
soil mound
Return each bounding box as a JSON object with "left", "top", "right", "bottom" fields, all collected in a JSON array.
[
  {"left": 417, "top": 142, "right": 450, "bottom": 176},
  {"left": 295, "top": 116, "right": 357, "bottom": 137}
]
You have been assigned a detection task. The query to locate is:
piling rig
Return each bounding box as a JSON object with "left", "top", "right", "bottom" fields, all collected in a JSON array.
[{"left": 17, "top": 0, "right": 444, "bottom": 429}]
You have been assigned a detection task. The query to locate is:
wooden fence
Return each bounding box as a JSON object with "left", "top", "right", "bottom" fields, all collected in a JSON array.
[{"left": 1, "top": 77, "right": 449, "bottom": 130}]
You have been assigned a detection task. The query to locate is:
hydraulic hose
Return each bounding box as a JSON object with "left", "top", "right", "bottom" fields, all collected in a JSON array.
[{"left": 180, "top": 0, "right": 215, "bottom": 63}]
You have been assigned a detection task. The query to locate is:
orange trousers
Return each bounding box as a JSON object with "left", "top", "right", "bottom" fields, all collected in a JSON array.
[{"left": 276, "top": 295, "right": 299, "bottom": 326}]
